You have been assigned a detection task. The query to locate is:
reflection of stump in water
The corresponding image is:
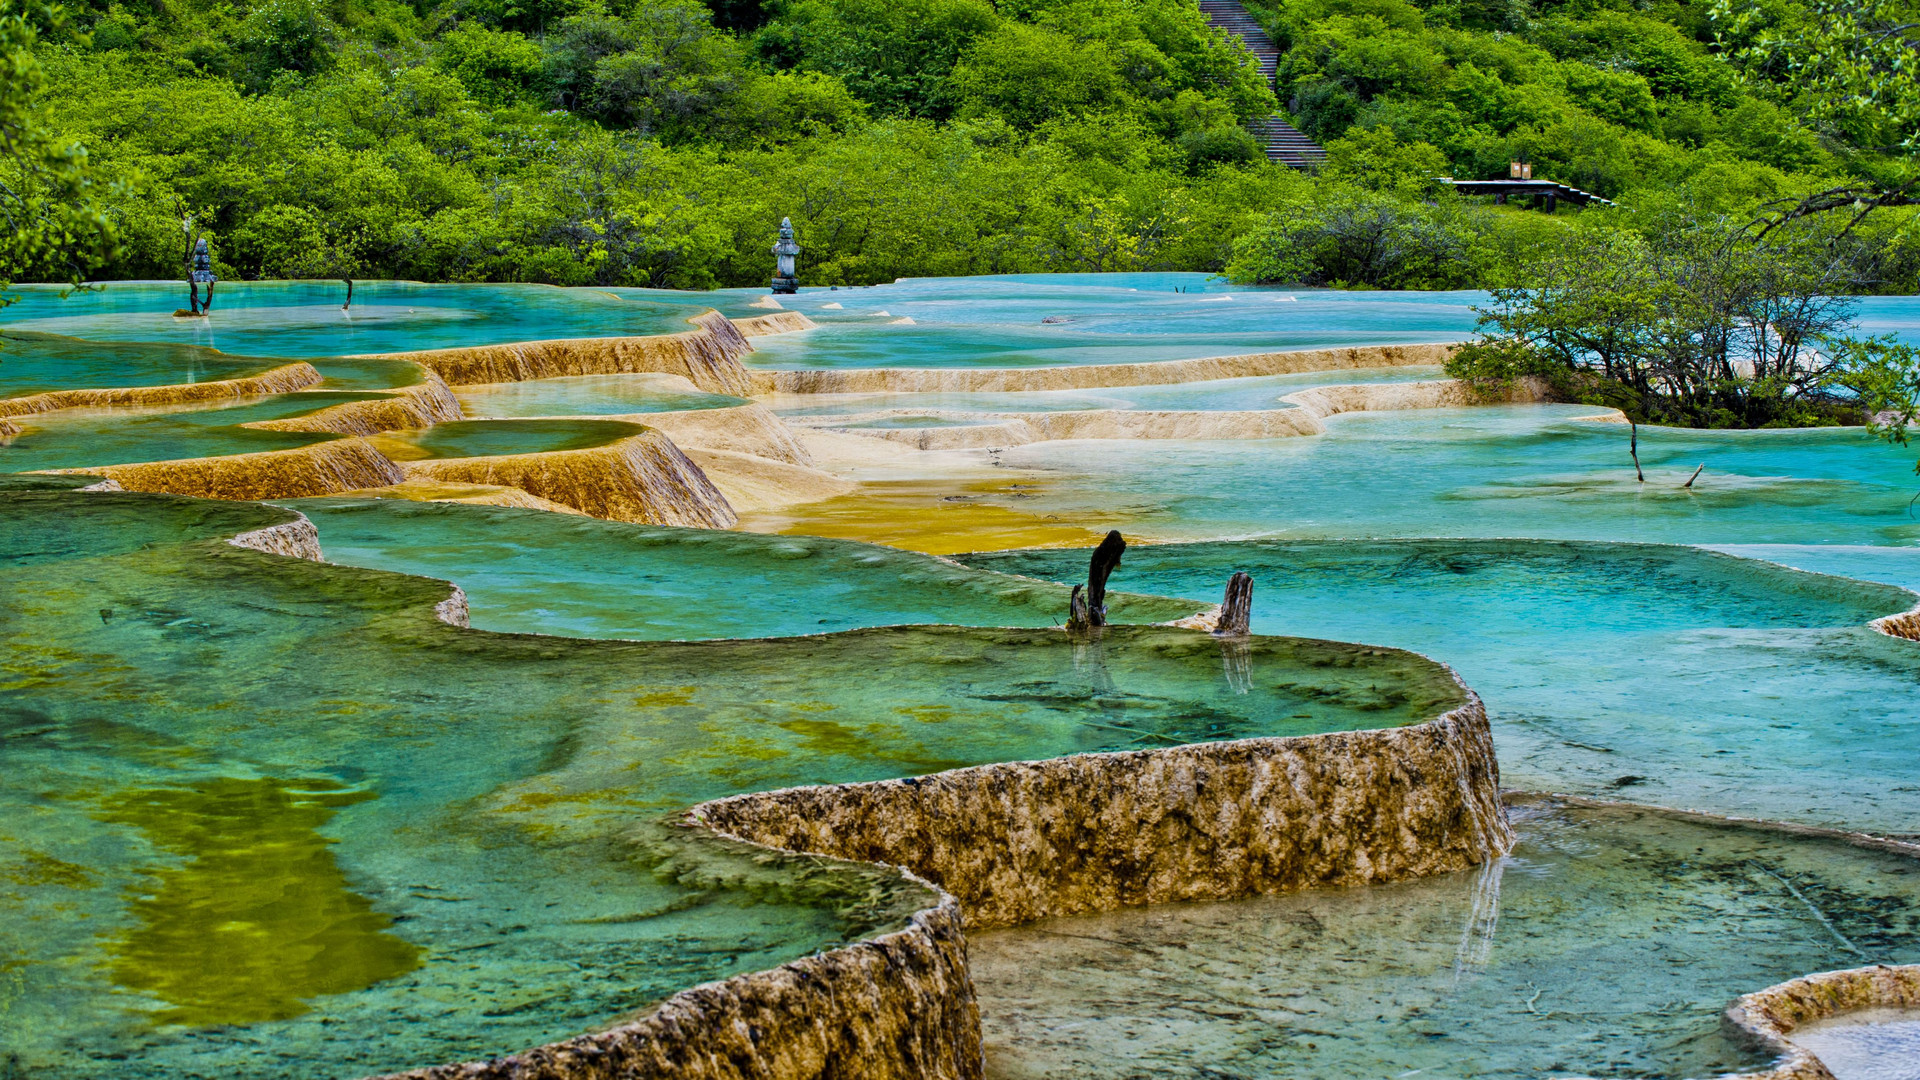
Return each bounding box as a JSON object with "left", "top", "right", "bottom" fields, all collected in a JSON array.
[
  {"left": 1219, "top": 637, "right": 1252, "bottom": 695},
  {"left": 1070, "top": 630, "right": 1117, "bottom": 695},
  {"left": 1214, "top": 572, "right": 1253, "bottom": 694},
  {"left": 1068, "top": 530, "right": 1127, "bottom": 631}
]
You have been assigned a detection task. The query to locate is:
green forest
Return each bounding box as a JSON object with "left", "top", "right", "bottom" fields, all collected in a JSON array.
[{"left": 1, "top": 0, "right": 1916, "bottom": 291}]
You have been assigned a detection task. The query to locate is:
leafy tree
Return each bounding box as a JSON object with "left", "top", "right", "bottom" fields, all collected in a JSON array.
[{"left": 0, "top": 1, "right": 115, "bottom": 298}]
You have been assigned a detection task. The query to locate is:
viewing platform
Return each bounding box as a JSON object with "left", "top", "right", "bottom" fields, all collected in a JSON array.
[{"left": 1442, "top": 178, "right": 1614, "bottom": 209}]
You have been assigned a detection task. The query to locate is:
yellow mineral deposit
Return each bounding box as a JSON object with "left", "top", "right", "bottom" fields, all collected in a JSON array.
[
  {"left": 0, "top": 362, "right": 323, "bottom": 419},
  {"left": 244, "top": 371, "right": 464, "bottom": 436},
  {"left": 734, "top": 477, "right": 1112, "bottom": 555},
  {"left": 99, "top": 777, "right": 421, "bottom": 1028},
  {"left": 48, "top": 438, "right": 406, "bottom": 500},
  {"left": 370, "top": 311, "right": 759, "bottom": 396},
  {"left": 397, "top": 431, "right": 738, "bottom": 528}
]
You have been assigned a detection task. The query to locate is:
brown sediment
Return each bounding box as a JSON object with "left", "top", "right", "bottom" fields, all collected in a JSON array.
[
  {"left": 612, "top": 403, "right": 814, "bottom": 467},
  {"left": 733, "top": 311, "right": 818, "bottom": 337},
  {"left": 749, "top": 343, "right": 1459, "bottom": 396},
  {"left": 1722, "top": 964, "right": 1920, "bottom": 1080},
  {"left": 370, "top": 311, "right": 756, "bottom": 396},
  {"left": 0, "top": 417, "right": 16, "bottom": 439},
  {"left": 243, "top": 371, "right": 464, "bottom": 436},
  {"left": 227, "top": 512, "right": 325, "bottom": 562},
  {"left": 793, "top": 378, "right": 1551, "bottom": 451},
  {"left": 398, "top": 431, "right": 738, "bottom": 528},
  {"left": 695, "top": 689, "right": 1509, "bottom": 929},
  {"left": 0, "top": 362, "right": 324, "bottom": 419},
  {"left": 682, "top": 447, "right": 856, "bottom": 513},
  {"left": 45, "top": 439, "right": 406, "bottom": 501}
]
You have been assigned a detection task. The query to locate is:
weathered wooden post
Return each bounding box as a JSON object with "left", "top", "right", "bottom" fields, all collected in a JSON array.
[
  {"left": 771, "top": 217, "right": 799, "bottom": 295},
  {"left": 1067, "top": 530, "right": 1126, "bottom": 630}
]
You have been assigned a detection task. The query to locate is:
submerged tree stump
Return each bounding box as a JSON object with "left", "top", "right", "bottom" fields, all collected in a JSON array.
[
  {"left": 1067, "top": 530, "right": 1127, "bottom": 630},
  {"left": 1214, "top": 572, "right": 1253, "bottom": 637}
]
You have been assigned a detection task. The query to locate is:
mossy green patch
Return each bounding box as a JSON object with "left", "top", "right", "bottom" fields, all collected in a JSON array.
[{"left": 98, "top": 777, "right": 420, "bottom": 1027}]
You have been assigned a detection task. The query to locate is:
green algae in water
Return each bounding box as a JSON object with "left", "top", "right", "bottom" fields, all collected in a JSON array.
[
  {"left": 971, "top": 797, "right": 1920, "bottom": 1080},
  {"left": 0, "top": 489, "right": 1458, "bottom": 1078},
  {"left": 374, "top": 418, "right": 648, "bottom": 460},
  {"left": 289, "top": 498, "right": 1200, "bottom": 639},
  {"left": 98, "top": 778, "right": 421, "bottom": 1027}
]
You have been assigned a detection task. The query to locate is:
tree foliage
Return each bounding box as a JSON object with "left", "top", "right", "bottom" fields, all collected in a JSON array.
[{"left": 0, "top": 1, "right": 114, "bottom": 297}]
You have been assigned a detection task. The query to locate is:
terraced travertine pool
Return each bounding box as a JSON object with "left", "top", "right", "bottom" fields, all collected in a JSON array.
[{"left": 4, "top": 275, "right": 1920, "bottom": 1080}]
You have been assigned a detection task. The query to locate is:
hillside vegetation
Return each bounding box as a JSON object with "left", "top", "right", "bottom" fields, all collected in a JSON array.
[{"left": 11, "top": 0, "right": 1919, "bottom": 289}]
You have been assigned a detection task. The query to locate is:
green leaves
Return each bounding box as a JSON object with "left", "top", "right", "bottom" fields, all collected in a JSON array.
[{"left": 0, "top": 1, "right": 115, "bottom": 298}]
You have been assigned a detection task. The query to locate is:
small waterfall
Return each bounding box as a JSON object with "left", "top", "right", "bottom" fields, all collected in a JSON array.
[
  {"left": 764, "top": 343, "right": 1461, "bottom": 395},
  {"left": 732, "top": 311, "right": 818, "bottom": 338},
  {"left": 246, "top": 370, "right": 466, "bottom": 437},
  {"left": 400, "top": 430, "right": 737, "bottom": 528},
  {"left": 372, "top": 310, "right": 757, "bottom": 397},
  {"left": 47, "top": 438, "right": 407, "bottom": 500},
  {"left": 0, "top": 362, "right": 324, "bottom": 419},
  {"left": 641, "top": 403, "right": 814, "bottom": 467}
]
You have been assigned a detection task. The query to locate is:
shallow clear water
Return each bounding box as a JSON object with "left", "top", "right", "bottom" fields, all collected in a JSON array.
[
  {"left": 290, "top": 498, "right": 1197, "bottom": 639},
  {"left": 736, "top": 277, "right": 1485, "bottom": 370},
  {"left": 0, "top": 331, "right": 289, "bottom": 397},
  {"left": 452, "top": 373, "right": 749, "bottom": 417},
  {"left": 766, "top": 367, "right": 1444, "bottom": 419},
  {"left": 0, "top": 393, "right": 381, "bottom": 470},
  {"left": 0, "top": 486, "right": 1458, "bottom": 1078},
  {"left": 972, "top": 798, "right": 1920, "bottom": 1080},
  {"left": 993, "top": 406, "right": 1920, "bottom": 546},
  {"left": 958, "top": 539, "right": 1920, "bottom": 836},
  {"left": 370, "top": 418, "right": 646, "bottom": 460},
  {"left": 0, "top": 282, "right": 739, "bottom": 357},
  {"left": 1790, "top": 1007, "right": 1920, "bottom": 1080}
]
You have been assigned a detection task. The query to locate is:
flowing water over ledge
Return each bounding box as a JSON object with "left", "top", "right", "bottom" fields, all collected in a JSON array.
[
  {"left": 971, "top": 797, "right": 1920, "bottom": 1080},
  {"left": 0, "top": 483, "right": 1458, "bottom": 1078}
]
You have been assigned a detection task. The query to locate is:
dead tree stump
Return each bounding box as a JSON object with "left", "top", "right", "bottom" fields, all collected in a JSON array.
[
  {"left": 1068, "top": 530, "right": 1126, "bottom": 630},
  {"left": 1214, "top": 572, "right": 1252, "bottom": 637}
]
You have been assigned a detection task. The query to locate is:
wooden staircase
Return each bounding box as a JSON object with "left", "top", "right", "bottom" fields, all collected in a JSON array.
[{"left": 1200, "top": 0, "right": 1327, "bottom": 170}]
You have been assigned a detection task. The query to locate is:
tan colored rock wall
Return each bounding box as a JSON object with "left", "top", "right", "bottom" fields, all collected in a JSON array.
[
  {"left": 399, "top": 431, "right": 738, "bottom": 528},
  {"left": 615, "top": 403, "right": 814, "bottom": 467},
  {"left": 46, "top": 438, "right": 407, "bottom": 500},
  {"left": 0, "top": 362, "right": 323, "bottom": 418},
  {"left": 696, "top": 692, "right": 1510, "bottom": 929},
  {"left": 734, "top": 311, "right": 819, "bottom": 337},
  {"left": 1721, "top": 963, "right": 1920, "bottom": 1080},
  {"left": 796, "top": 378, "right": 1552, "bottom": 451},
  {"left": 683, "top": 447, "right": 856, "bottom": 512},
  {"left": 376, "top": 311, "right": 756, "bottom": 396},
  {"left": 750, "top": 343, "right": 1458, "bottom": 396},
  {"left": 1872, "top": 603, "right": 1920, "bottom": 641},
  {"left": 377, "top": 893, "right": 981, "bottom": 1080},
  {"left": 227, "top": 513, "right": 325, "bottom": 561},
  {"left": 245, "top": 371, "right": 464, "bottom": 436}
]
